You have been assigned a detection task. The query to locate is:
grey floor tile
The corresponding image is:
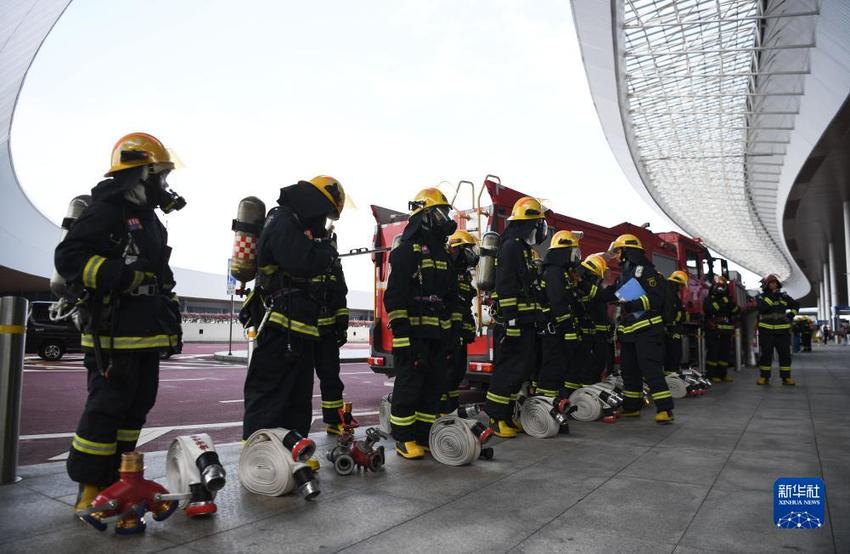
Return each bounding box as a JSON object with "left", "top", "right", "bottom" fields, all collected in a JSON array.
[
  {"left": 0, "top": 483, "right": 79, "bottom": 546},
  {"left": 185, "top": 490, "right": 437, "bottom": 553},
  {"left": 828, "top": 492, "right": 848, "bottom": 554},
  {"left": 2, "top": 519, "right": 177, "bottom": 554},
  {"left": 714, "top": 450, "right": 822, "bottom": 493},
  {"left": 658, "top": 427, "right": 742, "bottom": 453},
  {"left": 620, "top": 446, "right": 729, "bottom": 486},
  {"left": 540, "top": 476, "right": 709, "bottom": 545},
  {"left": 513, "top": 527, "right": 675, "bottom": 554},
  {"left": 340, "top": 470, "right": 608, "bottom": 554},
  {"left": 678, "top": 488, "right": 834, "bottom": 553},
  {"left": 734, "top": 429, "right": 817, "bottom": 456}
]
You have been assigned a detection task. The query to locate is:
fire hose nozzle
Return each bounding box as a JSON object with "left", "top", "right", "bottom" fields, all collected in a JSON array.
[
  {"left": 201, "top": 464, "right": 227, "bottom": 492},
  {"left": 282, "top": 430, "right": 316, "bottom": 462},
  {"left": 292, "top": 465, "right": 321, "bottom": 500}
]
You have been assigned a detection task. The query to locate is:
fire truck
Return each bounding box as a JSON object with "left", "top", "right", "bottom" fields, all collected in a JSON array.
[{"left": 366, "top": 175, "right": 748, "bottom": 382}]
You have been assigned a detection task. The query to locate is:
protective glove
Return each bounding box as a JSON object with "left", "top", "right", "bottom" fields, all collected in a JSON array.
[{"left": 336, "top": 328, "right": 348, "bottom": 347}]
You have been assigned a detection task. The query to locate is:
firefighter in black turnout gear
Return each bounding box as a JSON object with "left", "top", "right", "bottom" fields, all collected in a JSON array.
[
  {"left": 665, "top": 270, "right": 689, "bottom": 373},
  {"left": 385, "top": 188, "right": 459, "bottom": 459},
  {"left": 242, "top": 176, "right": 345, "bottom": 447},
  {"left": 703, "top": 275, "right": 740, "bottom": 383},
  {"left": 314, "top": 254, "right": 352, "bottom": 435},
  {"left": 55, "top": 132, "right": 185, "bottom": 512},
  {"left": 606, "top": 234, "right": 675, "bottom": 423},
  {"left": 442, "top": 230, "right": 479, "bottom": 415},
  {"left": 538, "top": 231, "right": 582, "bottom": 398},
  {"left": 484, "top": 197, "right": 549, "bottom": 438},
  {"left": 574, "top": 253, "right": 611, "bottom": 387},
  {"left": 756, "top": 274, "right": 799, "bottom": 386}
]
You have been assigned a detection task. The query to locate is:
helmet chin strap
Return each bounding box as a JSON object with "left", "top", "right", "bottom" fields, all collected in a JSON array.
[{"left": 125, "top": 183, "right": 148, "bottom": 207}]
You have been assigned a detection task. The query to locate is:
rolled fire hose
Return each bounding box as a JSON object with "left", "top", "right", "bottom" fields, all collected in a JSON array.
[
  {"left": 665, "top": 374, "right": 689, "bottom": 399},
  {"left": 166, "top": 434, "right": 227, "bottom": 514},
  {"left": 378, "top": 393, "right": 393, "bottom": 435},
  {"left": 239, "top": 428, "right": 319, "bottom": 498},
  {"left": 429, "top": 414, "right": 493, "bottom": 466},
  {"left": 429, "top": 416, "right": 481, "bottom": 466},
  {"left": 519, "top": 396, "right": 564, "bottom": 438},
  {"left": 568, "top": 388, "right": 602, "bottom": 422}
]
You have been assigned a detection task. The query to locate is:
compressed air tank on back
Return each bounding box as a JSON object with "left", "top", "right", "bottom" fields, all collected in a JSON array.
[
  {"left": 476, "top": 232, "right": 500, "bottom": 292},
  {"left": 230, "top": 196, "right": 266, "bottom": 285},
  {"left": 50, "top": 195, "right": 91, "bottom": 298}
]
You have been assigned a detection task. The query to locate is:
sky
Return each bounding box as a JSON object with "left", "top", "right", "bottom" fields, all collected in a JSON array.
[{"left": 11, "top": 0, "right": 759, "bottom": 293}]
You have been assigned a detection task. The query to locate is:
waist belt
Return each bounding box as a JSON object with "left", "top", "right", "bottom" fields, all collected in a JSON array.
[
  {"left": 129, "top": 283, "right": 159, "bottom": 296},
  {"left": 414, "top": 295, "right": 445, "bottom": 306}
]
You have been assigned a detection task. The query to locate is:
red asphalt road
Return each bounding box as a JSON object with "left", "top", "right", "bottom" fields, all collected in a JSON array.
[{"left": 18, "top": 342, "right": 387, "bottom": 466}]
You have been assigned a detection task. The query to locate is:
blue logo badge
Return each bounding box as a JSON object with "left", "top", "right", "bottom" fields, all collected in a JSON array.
[{"left": 774, "top": 477, "right": 826, "bottom": 529}]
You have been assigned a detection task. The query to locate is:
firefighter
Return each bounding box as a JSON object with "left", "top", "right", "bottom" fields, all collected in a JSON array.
[
  {"left": 242, "top": 177, "right": 344, "bottom": 452},
  {"left": 665, "top": 270, "right": 689, "bottom": 374},
  {"left": 55, "top": 132, "right": 186, "bottom": 513},
  {"left": 606, "top": 234, "right": 675, "bottom": 423},
  {"left": 385, "top": 188, "right": 458, "bottom": 459},
  {"left": 800, "top": 316, "right": 813, "bottom": 352},
  {"left": 484, "top": 197, "right": 549, "bottom": 438},
  {"left": 536, "top": 231, "right": 582, "bottom": 401},
  {"left": 756, "top": 274, "right": 799, "bottom": 385},
  {"left": 703, "top": 275, "right": 740, "bottom": 383},
  {"left": 442, "top": 230, "right": 479, "bottom": 414},
  {"left": 314, "top": 252, "right": 351, "bottom": 435},
  {"left": 574, "top": 253, "right": 610, "bottom": 388}
]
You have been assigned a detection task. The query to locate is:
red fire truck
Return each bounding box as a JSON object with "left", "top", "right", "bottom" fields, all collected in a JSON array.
[{"left": 367, "top": 175, "right": 744, "bottom": 382}]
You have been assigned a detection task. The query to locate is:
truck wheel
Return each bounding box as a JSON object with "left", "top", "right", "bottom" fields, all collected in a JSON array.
[{"left": 39, "top": 342, "right": 64, "bottom": 361}]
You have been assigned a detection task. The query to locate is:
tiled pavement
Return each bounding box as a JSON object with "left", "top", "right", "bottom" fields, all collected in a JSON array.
[{"left": 1, "top": 345, "right": 846, "bottom": 553}]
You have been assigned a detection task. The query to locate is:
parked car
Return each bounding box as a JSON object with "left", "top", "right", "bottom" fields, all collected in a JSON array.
[{"left": 25, "top": 301, "right": 81, "bottom": 361}]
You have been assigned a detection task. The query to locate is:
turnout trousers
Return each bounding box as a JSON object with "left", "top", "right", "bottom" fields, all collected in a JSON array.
[
  {"left": 315, "top": 333, "right": 344, "bottom": 424},
  {"left": 705, "top": 330, "right": 732, "bottom": 379},
  {"left": 592, "top": 332, "right": 614, "bottom": 379},
  {"left": 485, "top": 323, "right": 537, "bottom": 421},
  {"left": 536, "top": 330, "right": 566, "bottom": 399},
  {"left": 758, "top": 332, "right": 792, "bottom": 379},
  {"left": 243, "top": 328, "right": 315, "bottom": 439},
  {"left": 619, "top": 329, "right": 674, "bottom": 413},
  {"left": 390, "top": 337, "right": 445, "bottom": 444},
  {"left": 664, "top": 333, "right": 683, "bottom": 373},
  {"left": 68, "top": 351, "right": 159, "bottom": 486},
  {"left": 442, "top": 342, "right": 467, "bottom": 414}
]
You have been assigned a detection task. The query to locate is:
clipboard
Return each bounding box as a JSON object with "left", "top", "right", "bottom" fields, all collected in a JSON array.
[{"left": 616, "top": 277, "right": 647, "bottom": 319}]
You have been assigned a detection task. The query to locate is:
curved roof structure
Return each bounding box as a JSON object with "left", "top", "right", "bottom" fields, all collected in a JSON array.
[
  {"left": 0, "top": 0, "right": 228, "bottom": 299},
  {"left": 572, "top": 0, "right": 850, "bottom": 299}
]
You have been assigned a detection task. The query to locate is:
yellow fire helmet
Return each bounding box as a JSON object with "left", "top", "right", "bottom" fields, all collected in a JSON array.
[
  {"left": 581, "top": 253, "right": 608, "bottom": 279},
  {"left": 608, "top": 233, "right": 644, "bottom": 252},
  {"left": 308, "top": 175, "right": 346, "bottom": 220},
  {"left": 448, "top": 229, "right": 478, "bottom": 248},
  {"left": 410, "top": 187, "right": 451, "bottom": 215},
  {"left": 105, "top": 132, "right": 173, "bottom": 176},
  {"left": 507, "top": 196, "right": 546, "bottom": 221},
  {"left": 668, "top": 270, "right": 689, "bottom": 286},
  {"left": 550, "top": 230, "right": 583, "bottom": 249}
]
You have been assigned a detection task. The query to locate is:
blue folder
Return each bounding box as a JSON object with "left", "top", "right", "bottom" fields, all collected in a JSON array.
[{"left": 616, "top": 278, "right": 647, "bottom": 319}]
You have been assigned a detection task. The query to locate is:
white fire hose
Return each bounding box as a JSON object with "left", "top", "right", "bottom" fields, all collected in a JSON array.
[
  {"left": 239, "top": 428, "right": 320, "bottom": 499},
  {"left": 378, "top": 393, "right": 392, "bottom": 435},
  {"left": 519, "top": 396, "right": 566, "bottom": 438},
  {"left": 569, "top": 384, "right": 622, "bottom": 423},
  {"left": 429, "top": 407, "right": 494, "bottom": 466},
  {"left": 665, "top": 374, "right": 689, "bottom": 399},
  {"left": 165, "top": 434, "right": 227, "bottom": 517}
]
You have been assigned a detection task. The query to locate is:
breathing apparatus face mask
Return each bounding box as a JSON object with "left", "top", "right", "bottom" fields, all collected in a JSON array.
[
  {"left": 144, "top": 167, "right": 186, "bottom": 213},
  {"left": 570, "top": 247, "right": 582, "bottom": 264},
  {"left": 456, "top": 245, "right": 479, "bottom": 268},
  {"left": 525, "top": 220, "right": 548, "bottom": 246},
  {"left": 429, "top": 206, "right": 457, "bottom": 237}
]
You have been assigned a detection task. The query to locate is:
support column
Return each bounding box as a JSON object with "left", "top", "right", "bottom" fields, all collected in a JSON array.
[
  {"left": 844, "top": 200, "right": 850, "bottom": 306},
  {"left": 818, "top": 283, "right": 824, "bottom": 321},
  {"left": 830, "top": 242, "right": 840, "bottom": 330},
  {"left": 823, "top": 263, "right": 831, "bottom": 328}
]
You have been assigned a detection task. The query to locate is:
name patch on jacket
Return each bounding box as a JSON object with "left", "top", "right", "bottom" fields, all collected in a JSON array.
[{"left": 127, "top": 217, "right": 143, "bottom": 231}]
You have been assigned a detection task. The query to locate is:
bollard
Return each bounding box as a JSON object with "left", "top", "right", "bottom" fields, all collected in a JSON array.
[{"left": 0, "top": 296, "right": 28, "bottom": 485}]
